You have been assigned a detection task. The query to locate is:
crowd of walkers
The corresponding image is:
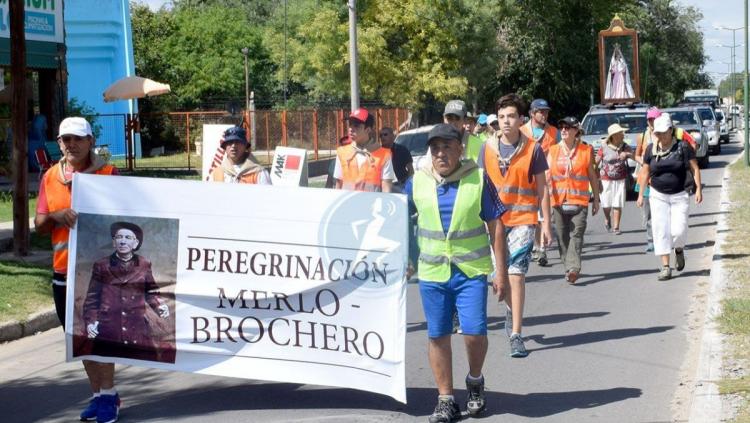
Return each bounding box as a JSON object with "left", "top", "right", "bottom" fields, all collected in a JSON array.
[{"left": 35, "top": 92, "right": 702, "bottom": 423}]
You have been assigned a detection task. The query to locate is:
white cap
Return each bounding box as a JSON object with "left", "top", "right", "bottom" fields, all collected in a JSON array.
[
  {"left": 652, "top": 113, "right": 673, "bottom": 134},
  {"left": 58, "top": 117, "right": 93, "bottom": 138},
  {"left": 487, "top": 114, "right": 498, "bottom": 125}
]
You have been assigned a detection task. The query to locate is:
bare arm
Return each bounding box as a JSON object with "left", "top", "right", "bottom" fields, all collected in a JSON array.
[
  {"left": 487, "top": 218, "right": 509, "bottom": 302},
  {"left": 35, "top": 209, "right": 77, "bottom": 234},
  {"left": 587, "top": 153, "right": 600, "bottom": 215},
  {"left": 535, "top": 172, "right": 552, "bottom": 247},
  {"left": 689, "top": 159, "right": 703, "bottom": 204}
]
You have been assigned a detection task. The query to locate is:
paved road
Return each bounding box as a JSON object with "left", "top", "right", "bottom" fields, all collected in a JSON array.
[{"left": 0, "top": 137, "right": 739, "bottom": 423}]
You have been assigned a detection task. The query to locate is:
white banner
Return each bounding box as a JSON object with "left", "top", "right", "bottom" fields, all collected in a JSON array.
[
  {"left": 65, "top": 174, "right": 408, "bottom": 402},
  {"left": 0, "top": 1, "right": 64, "bottom": 43},
  {"left": 201, "top": 124, "right": 232, "bottom": 180}
]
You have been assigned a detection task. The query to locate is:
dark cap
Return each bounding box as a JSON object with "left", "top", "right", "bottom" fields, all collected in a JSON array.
[
  {"left": 530, "top": 98, "right": 551, "bottom": 111},
  {"left": 428, "top": 124, "right": 462, "bottom": 144},
  {"left": 443, "top": 100, "right": 467, "bottom": 118},
  {"left": 110, "top": 221, "right": 143, "bottom": 250},
  {"left": 222, "top": 126, "right": 248, "bottom": 147},
  {"left": 558, "top": 116, "right": 580, "bottom": 128},
  {"left": 347, "top": 107, "right": 375, "bottom": 127}
]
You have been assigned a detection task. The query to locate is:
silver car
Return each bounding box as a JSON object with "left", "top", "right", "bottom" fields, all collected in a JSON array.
[{"left": 394, "top": 125, "right": 435, "bottom": 171}]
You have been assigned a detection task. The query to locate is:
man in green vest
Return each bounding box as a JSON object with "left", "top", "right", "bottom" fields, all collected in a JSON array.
[
  {"left": 404, "top": 123, "right": 509, "bottom": 422},
  {"left": 443, "top": 100, "right": 487, "bottom": 163}
]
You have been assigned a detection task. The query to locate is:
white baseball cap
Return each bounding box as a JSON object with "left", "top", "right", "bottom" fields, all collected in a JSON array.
[
  {"left": 487, "top": 114, "right": 499, "bottom": 125},
  {"left": 58, "top": 117, "right": 93, "bottom": 138},
  {"left": 652, "top": 113, "right": 673, "bottom": 134}
]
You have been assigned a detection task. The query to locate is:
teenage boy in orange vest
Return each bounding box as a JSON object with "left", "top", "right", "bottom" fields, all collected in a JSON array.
[
  {"left": 479, "top": 94, "right": 552, "bottom": 358},
  {"left": 334, "top": 108, "right": 395, "bottom": 192}
]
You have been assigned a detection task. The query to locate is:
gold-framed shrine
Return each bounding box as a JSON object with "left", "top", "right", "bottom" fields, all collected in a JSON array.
[{"left": 598, "top": 15, "right": 641, "bottom": 104}]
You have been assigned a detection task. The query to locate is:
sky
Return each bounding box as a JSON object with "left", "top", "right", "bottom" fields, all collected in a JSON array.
[{"left": 137, "top": 0, "right": 746, "bottom": 86}]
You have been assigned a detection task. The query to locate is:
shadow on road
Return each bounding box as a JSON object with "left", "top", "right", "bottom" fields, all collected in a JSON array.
[
  {"left": 572, "top": 268, "right": 657, "bottom": 286},
  {"left": 525, "top": 325, "right": 674, "bottom": 354}
]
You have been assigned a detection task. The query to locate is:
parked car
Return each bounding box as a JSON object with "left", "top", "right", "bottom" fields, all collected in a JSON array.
[
  {"left": 580, "top": 103, "right": 650, "bottom": 192},
  {"left": 695, "top": 106, "right": 720, "bottom": 154},
  {"left": 662, "top": 107, "right": 710, "bottom": 168},
  {"left": 394, "top": 125, "right": 435, "bottom": 172},
  {"left": 715, "top": 108, "right": 730, "bottom": 143}
]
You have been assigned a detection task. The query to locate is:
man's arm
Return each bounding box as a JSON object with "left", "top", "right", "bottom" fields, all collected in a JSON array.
[
  {"left": 488, "top": 218, "right": 509, "bottom": 302},
  {"left": 587, "top": 150, "right": 600, "bottom": 215}
]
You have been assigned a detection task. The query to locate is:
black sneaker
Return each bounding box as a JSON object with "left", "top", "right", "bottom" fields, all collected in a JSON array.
[
  {"left": 465, "top": 375, "right": 486, "bottom": 416},
  {"left": 428, "top": 397, "right": 461, "bottom": 423},
  {"left": 675, "top": 248, "right": 686, "bottom": 271},
  {"left": 537, "top": 251, "right": 548, "bottom": 267}
]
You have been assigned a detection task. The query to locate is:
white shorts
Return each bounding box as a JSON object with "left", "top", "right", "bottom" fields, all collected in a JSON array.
[{"left": 601, "top": 179, "right": 626, "bottom": 208}]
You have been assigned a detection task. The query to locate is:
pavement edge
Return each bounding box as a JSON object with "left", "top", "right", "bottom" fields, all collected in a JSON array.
[
  {"left": 0, "top": 308, "right": 59, "bottom": 343},
  {"left": 686, "top": 146, "right": 743, "bottom": 422}
]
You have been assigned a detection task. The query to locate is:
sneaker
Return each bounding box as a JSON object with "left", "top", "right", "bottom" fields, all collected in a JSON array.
[
  {"left": 531, "top": 249, "right": 540, "bottom": 262},
  {"left": 96, "top": 394, "right": 120, "bottom": 423},
  {"left": 604, "top": 221, "right": 612, "bottom": 232},
  {"left": 80, "top": 396, "right": 100, "bottom": 421},
  {"left": 509, "top": 333, "right": 528, "bottom": 358},
  {"left": 645, "top": 242, "right": 654, "bottom": 253},
  {"left": 613, "top": 228, "right": 621, "bottom": 235},
  {"left": 658, "top": 266, "right": 672, "bottom": 281},
  {"left": 452, "top": 312, "right": 462, "bottom": 334},
  {"left": 465, "top": 375, "right": 487, "bottom": 416},
  {"left": 537, "top": 251, "right": 548, "bottom": 267},
  {"left": 504, "top": 307, "right": 513, "bottom": 338},
  {"left": 675, "top": 248, "right": 686, "bottom": 271},
  {"left": 428, "top": 397, "right": 460, "bottom": 423},
  {"left": 565, "top": 270, "right": 579, "bottom": 284}
]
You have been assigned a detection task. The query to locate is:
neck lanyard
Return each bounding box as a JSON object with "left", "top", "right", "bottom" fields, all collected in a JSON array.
[{"left": 495, "top": 132, "right": 526, "bottom": 171}]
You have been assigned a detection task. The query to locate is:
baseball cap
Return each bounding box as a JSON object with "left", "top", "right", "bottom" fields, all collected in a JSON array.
[
  {"left": 427, "top": 124, "right": 462, "bottom": 144},
  {"left": 530, "top": 99, "right": 551, "bottom": 111},
  {"left": 653, "top": 113, "right": 673, "bottom": 133},
  {"left": 347, "top": 107, "right": 375, "bottom": 127},
  {"left": 477, "top": 114, "right": 488, "bottom": 125},
  {"left": 443, "top": 100, "right": 467, "bottom": 119},
  {"left": 558, "top": 116, "right": 581, "bottom": 128},
  {"left": 647, "top": 107, "right": 662, "bottom": 120},
  {"left": 487, "top": 114, "right": 499, "bottom": 125},
  {"left": 222, "top": 126, "right": 248, "bottom": 147},
  {"left": 58, "top": 117, "right": 93, "bottom": 138}
]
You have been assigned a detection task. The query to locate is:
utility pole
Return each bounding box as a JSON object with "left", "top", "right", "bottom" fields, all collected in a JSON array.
[
  {"left": 348, "top": 0, "right": 360, "bottom": 111},
  {"left": 745, "top": 0, "right": 749, "bottom": 166},
  {"left": 10, "top": 0, "right": 29, "bottom": 256}
]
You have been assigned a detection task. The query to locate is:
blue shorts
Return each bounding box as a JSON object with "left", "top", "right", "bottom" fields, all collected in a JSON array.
[
  {"left": 506, "top": 225, "right": 536, "bottom": 275},
  {"left": 419, "top": 266, "right": 488, "bottom": 338}
]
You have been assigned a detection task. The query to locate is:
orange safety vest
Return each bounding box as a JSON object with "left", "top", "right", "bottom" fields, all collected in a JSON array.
[
  {"left": 210, "top": 167, "right": 260, "bottom": 184},
  {"left": 336, "top": 143, "right": 392, "bottom": 192},
  {"left": 44, "top": 162, "right": 116, "bottom": 274},
  {"left": 521, "top": 122, "right": 558, "bottom": 153},
  {"left": 548, "top": 142, "right": 593, "bottom": 207},
  {"left": 484, "top": 137, "right": 539, "bottom": 226}
]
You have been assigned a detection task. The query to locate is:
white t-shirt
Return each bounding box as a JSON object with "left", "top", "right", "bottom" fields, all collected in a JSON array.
[
  {"left": 333, "top": 151, "right": 396, "bottom": 182},
  {"left": 222, "top": 167, "right": 272, "bottom": 185}
]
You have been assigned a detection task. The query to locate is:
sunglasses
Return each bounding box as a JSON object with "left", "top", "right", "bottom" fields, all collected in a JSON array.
[{"left": 60, "top": 135, "right": 89, "bottom": 142}]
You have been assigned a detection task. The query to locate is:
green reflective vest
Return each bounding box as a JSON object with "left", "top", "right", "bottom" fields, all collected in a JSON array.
[
  {"left": 465, "top": 133, "right": 486, "bottom": 163},
  {"left": 413, "top": 169, "right": 493, "bottom": 282}
]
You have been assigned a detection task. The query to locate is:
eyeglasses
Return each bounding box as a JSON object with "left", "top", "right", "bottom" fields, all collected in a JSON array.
[
  {"left": 113, "top": 234, "right": 137, "bottom": 241},
  {"left": 60, "top": 135, "right": 89, "bottom": 142},
  {"left": 559, "top": 126, "right": 577, "bottom": 131}
]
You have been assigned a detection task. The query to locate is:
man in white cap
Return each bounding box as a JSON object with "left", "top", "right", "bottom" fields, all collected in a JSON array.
[{"left": 34, "top": 117, "right": 122, "bottom": 423}]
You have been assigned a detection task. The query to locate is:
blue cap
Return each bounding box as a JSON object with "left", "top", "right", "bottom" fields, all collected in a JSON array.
[
  {"left": 477, "top": 114, "right": 488, "bottom": 125},
  {"left": 530, "top": 99, "right": 550, "bottom": 110},
  {"left": 222, "top": 126, "right": 248, "bottom": 146}
]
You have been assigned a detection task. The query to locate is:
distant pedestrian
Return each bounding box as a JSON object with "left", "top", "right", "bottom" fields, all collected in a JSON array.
[
  {"left": 34, "top": 117, "right": 121, "bottom": 423},
  {"left": 474, "top": 114, "right": 489, "bottom": 137},
  {"left": 547, "top": 117, "right": 600, "bottom": 284},
  {"left": 637, "top": 113, "right": 703, "bottom": 281},
  {"left": 334, "top": 108, "right": 395, "bottom": 192},
  {"left": 479, "top": 93, "right": 552, "bottom": 358},
  {"left": 443, "top": 99, "right": 485, "bottom": 162},
  {"left": 596, "top": 123, "right": 632, "bottom": 235},
  {"left": 634, "top": 107, "right": 662, "bottom": 251},
  {"left": 379, "top": 127, "right": 414, "bottom": 191},
  {"left": 209, "top": 126, "right": 271, "bottom": 184},
  {"left": 405, "top": 123, "right": 508, "bottom": 422},
  {"left": 487, "top": 114, "right": 500, "bottom": 133}
]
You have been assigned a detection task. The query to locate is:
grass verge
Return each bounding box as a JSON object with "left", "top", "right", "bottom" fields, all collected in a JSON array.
[
  {"left": 718, "top": 159, "right": 750, "bottom": 421},
  {"left": 0, "top": 192, "right": 37, "bottom": 223},
  {"left": 0, "top": 260, "right": 52, "bottom": 324}
]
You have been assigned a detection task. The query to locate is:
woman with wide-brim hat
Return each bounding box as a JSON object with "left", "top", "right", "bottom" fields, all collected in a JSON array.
[{"left": 596, "top": 123, "right": 633, "bottom": 235}]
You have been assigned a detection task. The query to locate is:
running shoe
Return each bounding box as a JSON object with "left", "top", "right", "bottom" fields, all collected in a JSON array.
[
  {"left": 530, "top": 249, "right": 540, "bottom": 262},
  {"left": 509, "top": 333, "right": 528, "bottom": 358},
  {"left": 537, "top": 251, "right": 548, "bottom": 266},
  {"left": 658, "top": 266, "right": 672, "bottom": 281},
  {"left": 428, "top": 397, "right": 461, "bottom": 423},
  {"left": 504, "top": 306, "right": 513, "bottom": 338},
  {"left": 96, "top": 393, "right": 120, "bottom": 423},
  {"left": 565, "top": 270, "right": 579, "bottom": 284},
  {"left": 79, "top": 396, "right": 100, "bottom": 421},
  {"left": 645, "top": 242, "right": 654, "bottom": 253},
  {"left": 465, "top": 375, "right": 486, "bottom": 416},
  {"left": 675, "top": 249, "right": 686, "bottom": 271}
]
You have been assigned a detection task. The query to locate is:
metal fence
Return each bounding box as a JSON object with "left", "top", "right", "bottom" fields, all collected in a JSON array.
[{"left": 105, "top": 107, "right": 411, "bottom": 171}]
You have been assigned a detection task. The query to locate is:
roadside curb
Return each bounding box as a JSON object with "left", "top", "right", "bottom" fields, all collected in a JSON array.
[
  {"left": 686, "top": 147, "right": 743, "bottom": 421},
  {"left": 0, "top": 308, "right": 59, "bottom": 343}
]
